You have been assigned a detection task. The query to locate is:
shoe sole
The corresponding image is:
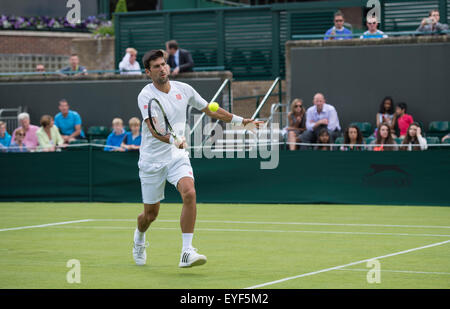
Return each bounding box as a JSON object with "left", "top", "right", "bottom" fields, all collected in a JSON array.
[{"left": 179, "top": 257, "right": 207, "bottom": 268}]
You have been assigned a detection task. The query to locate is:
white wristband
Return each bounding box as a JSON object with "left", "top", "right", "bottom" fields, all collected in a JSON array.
[
  {"left": 231, "top": 115, "right": 244, "bottom": 125},
  {"left": 169, "top": 135, "right": 175, "bottom": 145}
]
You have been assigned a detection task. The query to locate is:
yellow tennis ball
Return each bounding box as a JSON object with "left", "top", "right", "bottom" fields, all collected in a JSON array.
[{"left": 209, "top": 102, "right": 219, "bottom": 112}]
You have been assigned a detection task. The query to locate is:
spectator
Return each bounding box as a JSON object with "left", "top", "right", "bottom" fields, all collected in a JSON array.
[
  {"left": 392, "top": 102, "right": 414, "bottom": 138},
  {"left": 105, "top": 118, "right": 127, "bottom": 152},
  {"left": 341, "top": 125, "right": 364, "bottom": 151},
  {"left": 376, "top": 96, "right": 395, "bottom": 129},
  {"left": 35, "top": 64, "right": 46, "bottom": 74},
  {"left": 442, "top": 133, "right": 450, "bottom": 143},
  {"left": 54, "top": 99, "right": 85, "bottom": 143},
  {"left": 314, "top": 128, "right": 332, "bottom": 151},
  {"left": 401, "top": 122, "right": 427, "bottom": 151},
  {"left": 119, "top": 47, "right": 142, "bottom": 75},
  {"left": 121, "top": 117, "right": 142, "bottom": 151},
  {"left": 370, "top": 123, "right": 398, "bottom": 151},
  {"left": 165, "top": 40, "right": 194, "bottom": 76},
  {"left": 324, "top": 11, "right": 353, "bottom": 40},
  {"left": 12, "top": 113, "right": 39, "bottom": 150},
  {"left": 36, "top": 115, "right": 65, "bottom": 152},
  {"left": 417, "top": 9, "right": 449, "bottom": 34},
  {"left": 300, "top": 93, "right": 341, "bottom": 149},
  {"left": 8, "top": 128, "right": 28, "bottom": 153},
  {"left": 59, "top": 54, "right": 87, "bottom": 76},
  {"left": 360, "top": 17, "right": 388, "bottom": 39},
  {"left": 286, "top": 98, "right": 306, "bottom": 151},
  {"left": 0, "top": 121, "right": 11, "bottom": 147}
]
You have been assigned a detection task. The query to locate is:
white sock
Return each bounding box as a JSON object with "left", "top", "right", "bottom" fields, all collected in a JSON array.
[
  {"left": 182, "top": 233, "right": 193, "bottom": 250},
  {"left": 134, "top": 228, "right": 145, "bottom": 245}
]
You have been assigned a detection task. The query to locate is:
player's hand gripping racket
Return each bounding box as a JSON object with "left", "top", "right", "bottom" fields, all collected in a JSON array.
[{"left": 148, "top": 98, "right": 187, "bottom": 149}]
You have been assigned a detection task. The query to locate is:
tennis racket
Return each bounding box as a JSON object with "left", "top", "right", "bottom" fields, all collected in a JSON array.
[{"left": 148, "top": 98, "right": 186, "bottom": 148}]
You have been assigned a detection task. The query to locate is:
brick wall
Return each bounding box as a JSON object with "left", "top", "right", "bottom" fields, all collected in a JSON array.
[{"left": 0, "top": 30, "right": 91, "bottom": 55}]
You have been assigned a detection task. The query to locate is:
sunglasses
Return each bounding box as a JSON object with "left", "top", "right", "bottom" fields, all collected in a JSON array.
[
  {"left": 335, "top": 19, "right": 344, "bottom": 22},
  {"left": 367, "top": 22, "right": 377, "bottom": 25},
  {"left": 16, "top": 134, "right": 25, "bottom": 136},
  {"left": 295, "top": 105, "right": 302, "bottom": 108}
]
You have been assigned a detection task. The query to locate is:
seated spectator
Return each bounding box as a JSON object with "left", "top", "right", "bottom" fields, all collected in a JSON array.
[
  {"left": 36, "top": 115, "right": 65, "bottom": 152},
  {"left": 286, "top": 99, "right": 306, "bottom": 151},
  {"left": 121, "top": 117, "right": 142, "bottom": 151},
  {"left": 105, "top": 118, "right": 127, "bottom": 152},
  {"left": 392, "top": 102, "right": 413, "bottom": 138},
  {"left": 0, "top": 121, "right": 11, "bottom": 148},
  {"left": 59, "top": 54, "right": 87, "bottom": 76},
  {"left": 341, "top": 125, "right": 364, "bottom": 151},
  {"left": 324, "top": 11, "right": 353, "bottom": 40},
  {"left": 442, "top": 133, "right": 450, "bottom": 143},
  {"left": 9, "top": 128, "right": 28, "bottom": 153},
  {"left": 360, "top": 17, "right": 388, "bottom": 39},
  {"left": 314, "top": 128, "right": 332, "bottom": 151},
  {"left": 417, "top": 9, "right": 449, "bottom": 34},
  {"left": 300, "top": 93, "right": 341, "bottom": 149},
  {"left": 12, "top": 113, "right": 39, "bottom": 151},
  {"left": 36, "top": 64, "right": 46, "bottom": 74},
  {"left": 166, "top": 40, "right": 194, "bottom": 76},
  {"left": 400, "top": 122, "right": 427, "bottom": 151},
  {"left": 119, "top": 48, "right": 142, "bottom": 75},
  {"left": 54, "top": 99, "right": 85, "bottom": 143},
  {"left": 376, "top": 96, "right": 395, "bottom": 129},
  {"left": 370, "top": 123, "right": 398, "bottom": 151}
]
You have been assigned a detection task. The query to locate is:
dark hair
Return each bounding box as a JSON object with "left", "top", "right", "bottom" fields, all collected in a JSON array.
[
  {"left": 429, "top": 9, "right": 439, "bottom": 16},
  {"left": 142, "top": 49, "right": 166, "bottom": 70},
  {"left": 318, "top": 128, "right": 330, "bottom": 141},
  {"left": 401, "top": 122, "right": 421, "bottom": 151},
  {"left": 40, "top": 115, "right": 53, "bottom": 128},
  {"left": 379, "top": 96, "right": 394, "bottom": 114},
  {"left": 166, "top": 40, "right": 179, "bottom": 50},
  {"left": 59, "top": 99, "right": 68, "bottom": 105},
  {"left": 375, "top": 123, "right": 395, "bottom": 150},
  {"left": 334, "top": 11, "right": 344, "bottom": 18},
  {"left": 344, "top": 125, "right": 363, "bottom": 144},
  {"left": 397, "top": 102, "right": 408, "bottom": 113}
]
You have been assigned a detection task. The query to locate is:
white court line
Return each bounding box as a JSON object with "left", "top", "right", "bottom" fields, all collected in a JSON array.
[
  {"left": 92, "top": 219, "right": 450, "bottom": 229},
  {"left": 0, "top": 219, "right": 93, "bottom": 232},
  {"left": 48, "top": 225, "right": 450, "bottom": 238},
  {"left": 245, "top": 239, "right": 450, "bottom": 289},
  {"left": 337, "top": 269, "right": 450, "bottom": 276}
]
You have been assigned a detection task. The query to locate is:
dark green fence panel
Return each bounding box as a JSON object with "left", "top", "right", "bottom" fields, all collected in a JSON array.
[
  {"left": 224, "top": 8, "right": 274, "bottom": 79},
  {"left": 171, "top": 12, "right": 219, "bottom": 68},
  {"left": 1, "top": 149, "right": 449, "bottom": 206}
]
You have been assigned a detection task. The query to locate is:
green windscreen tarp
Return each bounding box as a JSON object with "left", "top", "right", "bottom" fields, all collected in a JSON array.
[{"left": 1, "top": 148, "right": 449, "bottom": 206}]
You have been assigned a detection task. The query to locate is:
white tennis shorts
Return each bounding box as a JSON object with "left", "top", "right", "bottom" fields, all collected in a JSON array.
[{"left": 139, "top": 155, "right": 194, "bottom": 204}]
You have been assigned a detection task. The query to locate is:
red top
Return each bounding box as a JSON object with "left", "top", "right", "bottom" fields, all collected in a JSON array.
[{"left": 397, "top": 114, "right": 414, "bottom": 137}]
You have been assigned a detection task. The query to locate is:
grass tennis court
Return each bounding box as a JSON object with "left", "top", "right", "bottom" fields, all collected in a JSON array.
[{"left": 0, "top": 202, "right": 449, "bottom": 289}]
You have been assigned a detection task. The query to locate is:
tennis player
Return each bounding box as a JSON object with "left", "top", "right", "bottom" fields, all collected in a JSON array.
[{"left": 133, "top": 49, "right": 262, "bottom": 267}]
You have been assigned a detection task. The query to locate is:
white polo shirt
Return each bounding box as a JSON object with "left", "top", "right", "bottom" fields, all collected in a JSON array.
[{"left": 137, "top": 81, "right": 208, "bottom": 167}]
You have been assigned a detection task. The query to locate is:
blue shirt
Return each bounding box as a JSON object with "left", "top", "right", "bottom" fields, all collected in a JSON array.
[
  {"left": 104, "top": 130, "right": 127, "bottom": 152},
  {"left": 360, "top": 30, "right": 388, "bottom": 39},
  {"left": 123, "top": 132, "right": 141, "bottom": 151},
  {"left": 54, "top": 110, "right": 85, "bottom": 138},
  {"left": 60, "top": 65, "right": 87, "bottom": 75},
  {"left": 0, "top": 132, "right": 11, "bottom": 147},
  {"left": 8, "top": 142, "right": 28, "bottom": 153},
  {"left": 305, "top": 103, "right": 341, "bottom": 132},
  {"left": 324, "top": 27, "right": 353, "bottom": 40}
]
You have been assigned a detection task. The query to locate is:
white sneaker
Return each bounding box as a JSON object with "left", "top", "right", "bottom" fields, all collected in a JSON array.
[
  {"left": 179, "top": 247, "right": 207, "bottom": 268},
  {"left": 133, "top": 241, "right": 149, "bottom": 266}
]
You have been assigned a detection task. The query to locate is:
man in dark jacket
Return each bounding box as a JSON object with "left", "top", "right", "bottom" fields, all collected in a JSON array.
[{"left": 165, "top": 40, "right": 194, "bottom": 76}]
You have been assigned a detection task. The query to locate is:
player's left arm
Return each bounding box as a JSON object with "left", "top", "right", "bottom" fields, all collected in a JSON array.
[{"left": 201, "top": 106, "right": 263, "bottom": 127}]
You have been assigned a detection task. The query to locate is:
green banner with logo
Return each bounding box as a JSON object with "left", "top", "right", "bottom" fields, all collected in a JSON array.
[{"left": 0, "top": 148, "right": 449, "bottom": 206}]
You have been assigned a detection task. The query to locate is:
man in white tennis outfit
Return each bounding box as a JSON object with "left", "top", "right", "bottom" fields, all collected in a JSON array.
[{"left": 133, "top": 49, "right": 261, "bottom": 268}]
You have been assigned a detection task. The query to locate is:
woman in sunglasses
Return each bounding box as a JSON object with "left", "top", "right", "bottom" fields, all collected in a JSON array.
[
  {"left": 8, "top": 128, "right": 28, "bottom": 153},
  {"left": 286, "top": 98, "right": 306, "bottom": 150}
]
